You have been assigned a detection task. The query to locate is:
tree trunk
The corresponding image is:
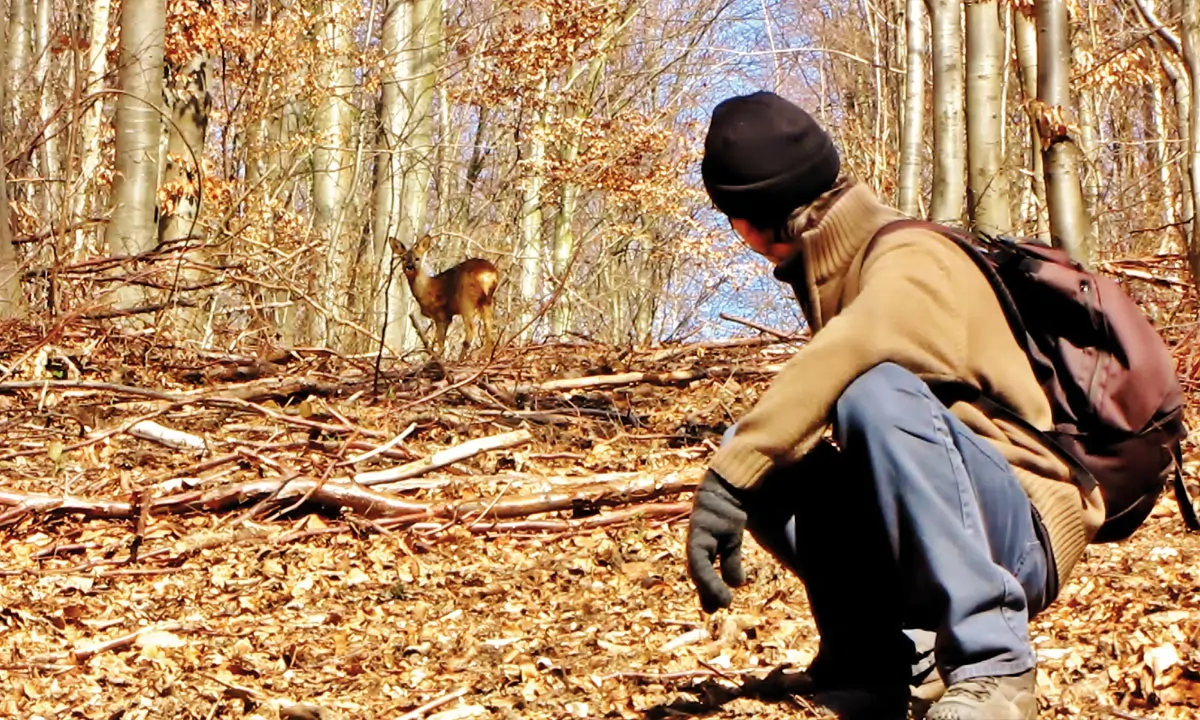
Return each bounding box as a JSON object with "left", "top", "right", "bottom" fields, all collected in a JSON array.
[
  {"left": 1130, "top": 0, "right": 1191, "bottom": 252},
  {"left": 897, "top": 0, "right": 926, "bottom": 215},
  {"left": 108, "top": 0, "right": 165, "bottom": 310},
  {"left": 1035, "top": 0, "right": 1093, "bottom": 266},
  {"left": 5, "top": 0, "right": 32, "bottom": 116},
  {"left": 1182, "top": 0, "right": 1200, "bottom": 287},
  {"left": 1014, "top": 7, "right": 1048, "bottom": 239},
  {"left": 0, "top": 0, "right": 27, "bottom": 317},
  {"left": 71, "top": 0, "right": 113, "bottom": 257},
  {"left": 158, "top": 46, "right": 212, "bottom": 337},
  {"left": 518, "top": 29, "right": 549, "bottom": 340},
  {"left": 1150, "top": 78, "right": 1179, "bottom": 254},
  {"left": 34, "top": 0, "right": 59, "bottom": 217},
  {"left": 548, "top": 4, "right": 635, "bottom": 338},
  {"left": 158, "top": 54, "right": 210, "bottom": 248},
  {"left": 1162, "top": 52, "right": 1193, "bottom": 253},
  {"left": 372, "top": 0, "right": 440, "bottom": 354},
  {"left": 929, "top": 0, "right": 966, "bottom": 224},
  {"left": 862, "top": 0, "right": 886, "bottom": 189},
  {"left": 311, "top": 0, "right": 357, "bottom": 346},
  {"left": 373, "top": 0, "right": 417, "bottom": 353},
  {"left": 1072, "top": 45, "right": 1102, "bottom": 238},
  {"left": 965, "top": 0, "right": 1010, "bottom": 235}
]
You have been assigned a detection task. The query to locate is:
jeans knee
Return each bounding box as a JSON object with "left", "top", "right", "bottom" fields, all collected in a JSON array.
[{"left": 835, "top": 362, "right": 925, "bottom": 439}]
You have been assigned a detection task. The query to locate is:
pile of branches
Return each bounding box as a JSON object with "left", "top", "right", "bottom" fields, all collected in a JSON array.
[
  {"left": 0, "top": 318, "right": 804, "bottom": 567},
  {"left": 3, "top": 294, "right": 1199, "bottom": 564}
]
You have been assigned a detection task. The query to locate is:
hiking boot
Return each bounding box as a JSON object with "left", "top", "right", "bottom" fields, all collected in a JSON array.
[
  {"left": 925, "top": 668, "right": 1037, "bottom": 720},
  {"left": 908, "top": 663, "right": 946, "bottom": 719}
]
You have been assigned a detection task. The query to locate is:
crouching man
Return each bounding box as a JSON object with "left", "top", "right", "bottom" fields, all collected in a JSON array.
[{"left": 684, "top": 91, "right": 1104, "bottom": 720}]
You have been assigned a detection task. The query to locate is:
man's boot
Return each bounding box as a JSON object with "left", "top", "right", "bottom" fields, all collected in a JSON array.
[{"left": 925, "top": 668, "right": 1037, "bottom": 720}]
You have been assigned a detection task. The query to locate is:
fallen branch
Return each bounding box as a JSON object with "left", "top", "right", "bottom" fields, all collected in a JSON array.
[
  {"left": 394, "top": 688, "right": 469, "bottom": 720},
  {"left": 0, "top": 379, "right": 181, "bottom": 402},
  {"left": 424, "top": 467, "right": 702, "bottom": 520},
  {"left": 401, "top": 502, "right": 691, "bottom": 534},
  {"left": 185, "top": 375, "right": 355, "bottom": 402},
  {"left": 129, "top": 419, "right": 207, "bottom": 452},
  {"left": 155, "top": 477, "right": 431, "bottom": 517},
  {"left": 0, "top": 379, "right": 388, "bottom": 439},
  {"left": 355, "top": 429, "right": 533, "bottom": 486},
  {"left": 341, "top": 422, "right": 416, "bottom": 466},
  {"left": 0, "top": 488, "right": 136, "bottom": 519},
  {"left": 0, "top": 469, "right": 702, "bottom": 529},
  {"left": 643, "top": 335, "right": 800, "bottom": 363},
  {"left": 511, "top": 364, "right": 786, "bottom": 395},
  {"left": 70, "top": 622, "right": 186, "bottom": 664}
]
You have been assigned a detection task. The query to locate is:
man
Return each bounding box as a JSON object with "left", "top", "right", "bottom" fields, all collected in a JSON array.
[{"left": 684, "top": 91, "right": 1104, "bottom": 720}]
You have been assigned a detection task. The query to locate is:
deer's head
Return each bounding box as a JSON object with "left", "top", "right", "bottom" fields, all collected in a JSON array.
[{"left": 390, "top": 235, "right": 433, "bottom": 280}]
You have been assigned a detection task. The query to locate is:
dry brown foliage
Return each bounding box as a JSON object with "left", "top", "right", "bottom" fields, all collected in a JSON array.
[{"left": 0, "top": 314, "right": 1196, "bottom": 719}]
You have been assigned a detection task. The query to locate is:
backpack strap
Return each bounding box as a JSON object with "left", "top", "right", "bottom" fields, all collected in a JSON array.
[{"left": 1173, "top": 441, "right": 1200, "bottom": 530}]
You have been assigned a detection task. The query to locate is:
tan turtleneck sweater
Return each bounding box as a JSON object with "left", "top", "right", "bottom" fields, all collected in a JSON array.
[{"left": 710, "top": 181, "right": 1105, "bottom": 592}]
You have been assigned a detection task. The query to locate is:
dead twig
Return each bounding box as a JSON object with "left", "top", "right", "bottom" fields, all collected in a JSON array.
[
  {"left": 356, "top": 429, "right": 533, "bottom": 487},
  {"left": 340, "top": 422, "right": 416, "bottom": 466},
  {"left": 510, "top": 364, "right": 785, "bottom": 395},
  {"left": 394, "top": 688, "right": 469, "bottom": 720},
  {"left": 718, "top": 313, "right": 804, "bottom": 341},
  {"left": 65, "top": 622, "right": 187, "bottom": 664}
]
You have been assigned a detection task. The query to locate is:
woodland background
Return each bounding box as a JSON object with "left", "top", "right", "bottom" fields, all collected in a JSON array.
[
  {"left": 2, "top": 0, "right": 1198, "bottom": 352},
  {"left": 3, "top": 0, "right": 1200, "bottom": 719}
]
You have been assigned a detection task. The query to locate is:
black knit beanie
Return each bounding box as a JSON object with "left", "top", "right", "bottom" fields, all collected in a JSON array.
[{"left": 701, "top": 91, "right": 840, "bottom": 228}]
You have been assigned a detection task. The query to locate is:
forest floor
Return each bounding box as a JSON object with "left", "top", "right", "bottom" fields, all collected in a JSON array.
[{"left": 1, "top": 320, "right": 1199, "bottom": 720}]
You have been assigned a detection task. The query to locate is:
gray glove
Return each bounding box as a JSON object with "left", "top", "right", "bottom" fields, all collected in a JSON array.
[{"left": 685, "top": 469, "right": 749, "bottom": 613}]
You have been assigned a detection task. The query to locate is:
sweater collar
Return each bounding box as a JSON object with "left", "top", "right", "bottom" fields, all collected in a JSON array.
[{"left": 772, "top": 182, "right": 905, "bottom": 326}]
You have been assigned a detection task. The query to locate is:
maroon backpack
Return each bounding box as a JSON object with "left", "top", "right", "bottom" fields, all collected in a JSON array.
[{"left": 873, "top": 219, "right": 1198, "bottom": 542}]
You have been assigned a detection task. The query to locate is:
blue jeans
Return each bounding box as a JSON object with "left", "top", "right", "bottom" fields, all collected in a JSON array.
[{"left": 728, "top": 362, "right": 1050, "bottom": 687}]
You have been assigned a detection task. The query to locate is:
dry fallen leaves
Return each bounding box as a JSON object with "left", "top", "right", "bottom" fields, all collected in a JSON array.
[{"left": 1, "top": 329, "right": 1199, "bottom": 718}]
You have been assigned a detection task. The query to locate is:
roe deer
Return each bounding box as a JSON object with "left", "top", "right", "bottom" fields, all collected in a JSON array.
[{"left": 391, "top": 235, "right": 499, "bottom": 360}]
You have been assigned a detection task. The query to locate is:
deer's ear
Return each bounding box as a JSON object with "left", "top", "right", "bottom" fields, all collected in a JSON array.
[
  {"left": 414, "top": 234, "right": 433, "bottom": 255},
  {"left": 387, "top": 236, "right": 405, "bottom": 255}
]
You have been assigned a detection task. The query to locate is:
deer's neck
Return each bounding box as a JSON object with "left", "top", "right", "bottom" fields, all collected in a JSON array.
[{"left": 407, "top": 266, "right": 439, "bottom": 307}]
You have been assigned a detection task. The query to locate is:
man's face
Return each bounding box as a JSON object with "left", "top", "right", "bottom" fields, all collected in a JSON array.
[{"left": 730, "top": 218, "right": 794, "bottom": 265}]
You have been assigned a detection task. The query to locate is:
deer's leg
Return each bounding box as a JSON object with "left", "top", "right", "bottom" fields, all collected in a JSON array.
[
  {"left": 459, "top": 305, "right": 477, "bottom": 360},
  {"left": 480, "top": 300, "right": 496, "bottom": 354},
  {"left": 433, "top": 319, "right": 449, "bottom": 358}
]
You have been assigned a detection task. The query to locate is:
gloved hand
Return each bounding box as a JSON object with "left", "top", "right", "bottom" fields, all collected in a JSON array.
[{"left": 685, "top": 469, "right": 749, "bottom": 613}]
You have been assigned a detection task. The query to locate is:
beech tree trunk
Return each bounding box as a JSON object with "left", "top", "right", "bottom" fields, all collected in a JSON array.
[
  {"left": 965, "top": 0, "right": 1011, "bottom": 235},
  {"left": 929, "top": 0, "right": 966, "bottom": 224},
  {"left": 1014, "top": 7, "right": 1048, "bottom": 239},
  {"left": 1035, "top": 0, "right": 1093, "bottom": 266},
  {"left": 108, "top": 0, "right": 165, "bottom": 309},
  {"left": 71, "top": 0, "right": 113, "bottom": 256},
  {"left": 311, "top": 0, "right": 357, "bottom": 346},
  {"left": 0, "top": 0, "right": 27, "bottom": 317},
  {"left": 897, "top": 0, "right": 926, "bottom": 215},
  {"left": 1182, "top": 0, "right": 1200, "bottom": 287}
]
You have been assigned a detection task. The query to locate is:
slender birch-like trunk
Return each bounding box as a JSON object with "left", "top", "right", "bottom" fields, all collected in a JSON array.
[
  {"left": 929, "top": 0, "right": 966, "bottom": 223},
  {"left": 1035, "top": 0, "right": 1093, "bottom": 265},
  {"left": 897, "top": 0, "right": 926, "bottom": 215},
  {"left": 1181, "top": 0, "right": 1200, "bottom": 287},
  {"left": 1014, "top": 7, "right": 1048, "bottom": 239},
  {"left": 965, "top": 0, "right": 1010, "bottom": 235}
]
